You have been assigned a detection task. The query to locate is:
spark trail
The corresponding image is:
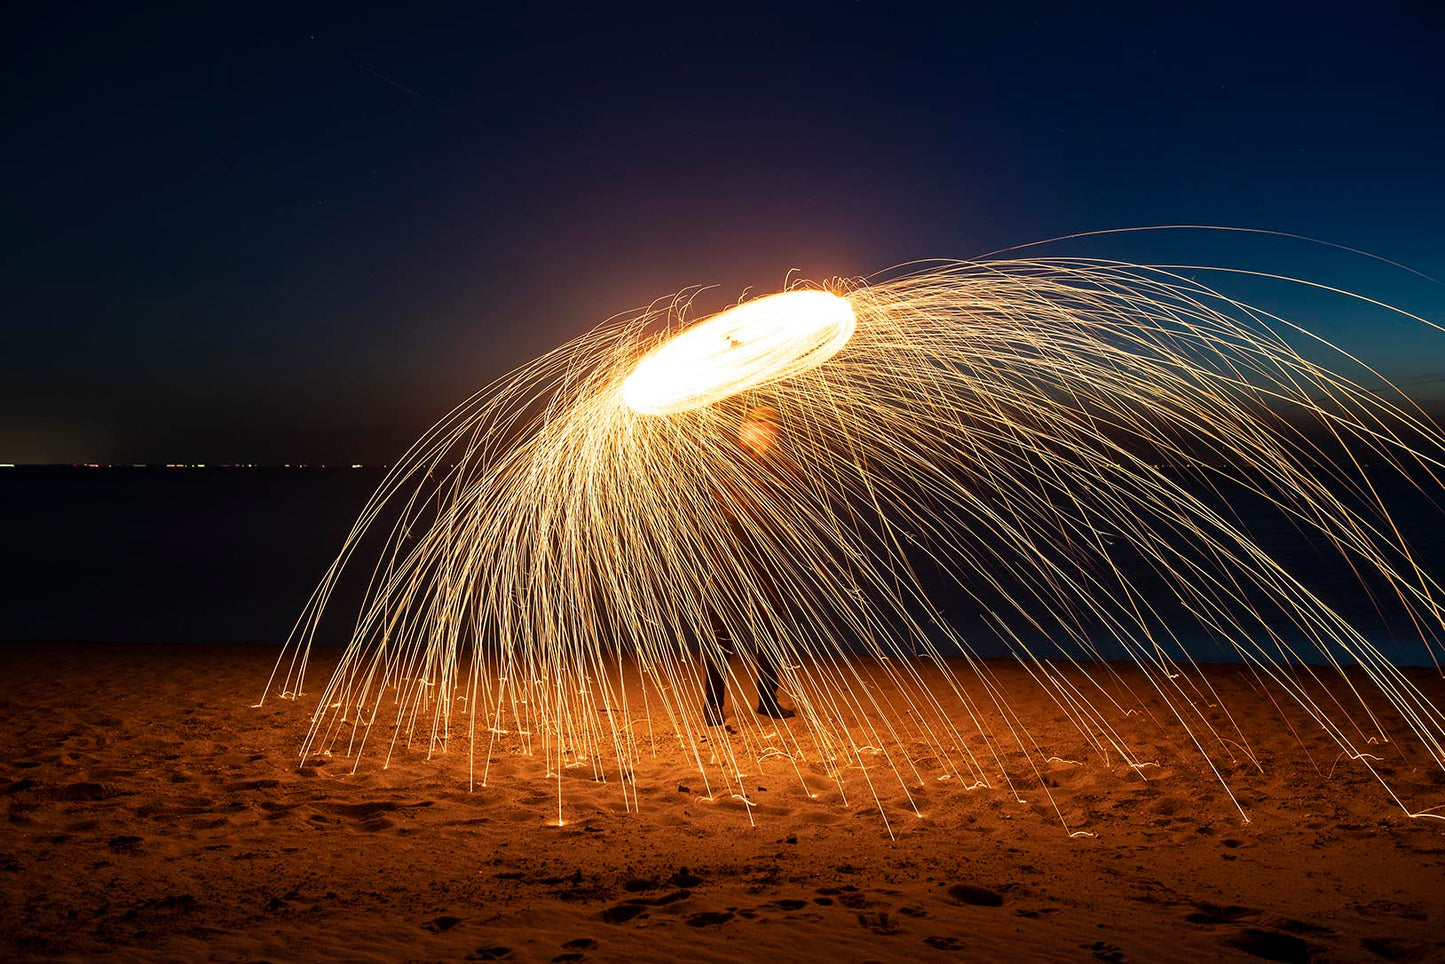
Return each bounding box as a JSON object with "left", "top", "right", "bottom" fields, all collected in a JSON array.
[{"left": 263, "top": 254, "right": 1445, "bottom": 831}]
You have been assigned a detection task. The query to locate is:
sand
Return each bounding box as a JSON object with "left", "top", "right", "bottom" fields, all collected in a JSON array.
[{"left": 3, "top": 642, "right": 1445, "bottom": 963}]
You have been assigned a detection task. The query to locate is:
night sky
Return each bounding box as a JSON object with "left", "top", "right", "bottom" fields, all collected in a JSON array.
[{"left": 5, "top": 4, "right": 1443, "bottom": 465}]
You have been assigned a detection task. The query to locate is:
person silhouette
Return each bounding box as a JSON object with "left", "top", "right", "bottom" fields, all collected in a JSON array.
[{"left": 703, "top": 405, "right": 798, "bottom": 726}]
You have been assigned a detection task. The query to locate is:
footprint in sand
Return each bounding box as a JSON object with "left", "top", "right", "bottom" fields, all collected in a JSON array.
[
  {"left": 625, "top": 889, "right": 690, "bottom": 907},
  {"left": 1085, "top": 940, "right": 1125, "bottom": 962},
  {"left": 422, "top": 915, "right": 462, "bottom": 933},
  {"left": 107, "top": 834, "right": 144, "bottom": 854},
  {"left": 669, "top": 867, "right": 702, "bottom": 887},
  {"left": 1184, "top": 902, "right": 1259, "bottom": 925},
  {"left": 622, "top": 877, "right": 660, "bottom": 893},
  {"left": 53, "top": 781, "right": 118, "bottom": 801},
  {"left": 1223, "top": 928, "right": 1318, "bottom": 963},
  {"left": 945, "top": 883, "right": 1004, "bottom": 907},
  {"left": 924, "top": 936, "right": 965, "bottom": 951},
  {"left": 599, "top": 904, "right": 646, "bottom": 925},
  {"left": 222, "top": 778, "right": 279, "bottom": 792},
  {"left": 857, "top": 911, "right": 901, "bottom": 935},
  {"left": 1361, "top": 936, "right": 1439, "bottom": 960}
]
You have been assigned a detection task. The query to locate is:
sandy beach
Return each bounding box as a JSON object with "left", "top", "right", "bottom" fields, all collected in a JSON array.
[{"left": 3, "top": 641, "right": 1445, "bottom": 962}]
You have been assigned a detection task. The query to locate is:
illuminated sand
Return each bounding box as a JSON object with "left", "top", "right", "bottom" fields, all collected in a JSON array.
[{"left": 6, "top": 642, "right": 1445, "bottom": 962}]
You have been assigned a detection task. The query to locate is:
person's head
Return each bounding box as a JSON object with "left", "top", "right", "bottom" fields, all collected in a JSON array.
[{"left": 738, "top": 405, "right": 781, "bottom": 457}]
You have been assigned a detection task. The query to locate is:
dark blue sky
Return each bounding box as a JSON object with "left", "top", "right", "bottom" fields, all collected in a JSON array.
[{"left": 4, "top": 3, "right": 1443, "bottom": 463}]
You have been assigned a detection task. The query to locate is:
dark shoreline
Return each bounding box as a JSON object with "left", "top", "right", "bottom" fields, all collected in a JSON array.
[{"left": 6, "top": 464, "right": 1445, "bottom": 665}]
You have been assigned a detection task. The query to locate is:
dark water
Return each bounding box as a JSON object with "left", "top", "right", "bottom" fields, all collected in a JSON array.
[
  {"left": 0, "top": 467, "right": 380, "bottom": 647},
  {"left": 3, "top": 466, "right": 1444, "bottom": 666}
]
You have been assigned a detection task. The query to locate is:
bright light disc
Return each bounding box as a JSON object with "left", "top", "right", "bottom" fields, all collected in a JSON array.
[{"left": 621, "top": 290, "right": 856, "bottom": 415}]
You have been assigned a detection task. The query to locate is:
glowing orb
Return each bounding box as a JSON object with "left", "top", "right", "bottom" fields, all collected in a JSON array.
[{"left": 621, "top": 290, "right": 856, "bottom": 415}]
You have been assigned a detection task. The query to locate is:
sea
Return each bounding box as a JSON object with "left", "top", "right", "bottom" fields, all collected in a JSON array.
[{"left": 3, "top": 465, "right": 1444, "bottom": 666}]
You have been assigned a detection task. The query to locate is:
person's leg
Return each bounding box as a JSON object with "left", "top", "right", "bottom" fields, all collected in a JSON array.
[
  {"left": 703, "top": 606, "right": 732, "bottom": 726},
  {"left": 753, "top": 644, "right": 793, "bottom": 718},
  {"left": 752, "top": 569, "right": 795, "bottom": 719}
]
